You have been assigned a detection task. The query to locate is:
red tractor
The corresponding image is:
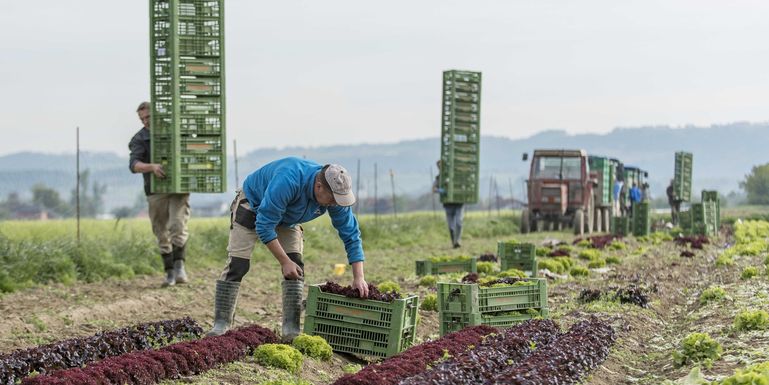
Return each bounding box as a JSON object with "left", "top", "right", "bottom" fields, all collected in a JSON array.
[{"left": 521, "top": 149, "right": 596, "bottom": 235}]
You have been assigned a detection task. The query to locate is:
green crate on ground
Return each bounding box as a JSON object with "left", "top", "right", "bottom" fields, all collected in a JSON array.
[
  {"left": 633, "top": 202, "right": 651, "bottom": 236},
  {"left": 679, "top": 209, "right": 692, "bottom": 231},
  {"left": 497, "top": 242, "right": 537, "bottom": 277},
  {"left": 304, "top": 316, "right": 416, "bottom": 358},
  {"left": 416, "top": 258, "right": 477, "bottom": 276},
  {"left": 439, "top": 308, "right": 550, "bottom": 336},
  {"left": 303, "top": 285, "right": 418, "bottom": 358},
  {"left": 304, "top": 285, "right": 418, "bottom": 329},
  {"left": 437, "top": 279, "right": 547, "bottom": 315},
  {"left": 480, "top": 308, "right": 550, "bottom": 329},
  {"left": 612, "top": 216, "right": 630, "bottom": 236},
  {"left": 439, "top": 311, "right": 482, "bottom": 336}
]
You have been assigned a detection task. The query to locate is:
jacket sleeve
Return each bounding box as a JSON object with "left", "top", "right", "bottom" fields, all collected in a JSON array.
[
  {"left": 255, "top": 171, "right": 300, "bottom": 244},
  {"left": 128, "top": 135, "right": 145, "bottom": 173},
  {"left": 327, "top": 206, "right": 365, "bottom": 264}
]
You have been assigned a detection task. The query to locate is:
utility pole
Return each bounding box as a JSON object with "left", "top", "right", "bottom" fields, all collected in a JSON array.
[
  {"left": 374, "top": 163, "right": 378, "bottom": 225},
  {"left": 390, "top": 169, "right": 397, "bottom": 218},
  {"left": 233, "top": 139, "right": 240, "bottom": 188},
  {"left": 487, "top": 174, "right": 493, "bottom": 217},
  {"left": 495, "top": 177, "right": 501, "bottom": 216},
  {"left": 76, "top": 126, "right": 81, "bottom": 243},
  {"left": 355, "top": 159, "right": 361, "bottom": 216}
]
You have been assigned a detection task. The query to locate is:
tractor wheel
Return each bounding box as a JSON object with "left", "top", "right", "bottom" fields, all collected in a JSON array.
[
  {"left": 521, "top": 210, "right": 530, "bottom": 234},
  {"left": 603, "top": 208, "right": 611, "bottom": 233},
  {"left": 594, "top": 207, "right": 602, "bottom": 232},
  {"left": 574, "top": 209, "right": 585, "bottom": 236},
  {"left": 586, "top": 197, "right": 595, "bottom": 235}
]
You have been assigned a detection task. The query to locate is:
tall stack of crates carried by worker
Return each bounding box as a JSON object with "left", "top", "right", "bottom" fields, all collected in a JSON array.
[
  {"left": 438, "top": 70, "right": 481, "bottom": 204},
  {"left": 588, "top": 156, "right": 614, "bottom": 232},
  {"left": 150, "top": 0, "right": 226, "bottom": 193},
  {"left": 692, "top": 190, "right": 720, "bottom": 236},
  {"left": 673, "top": 152, "right": 693, "bottom": 203},
  {"left": 437, "top": 278, "right": 548, "bottom": 336}
]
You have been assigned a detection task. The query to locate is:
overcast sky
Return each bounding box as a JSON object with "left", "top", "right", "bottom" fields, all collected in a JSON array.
[{"left": 1, "top": 0, "right": 768, "bottom": 156}]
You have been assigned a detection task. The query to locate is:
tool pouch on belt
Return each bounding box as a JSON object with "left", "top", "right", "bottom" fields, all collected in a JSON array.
[{"left": 231, "top": 198, "right": 256, "bottom": 230}]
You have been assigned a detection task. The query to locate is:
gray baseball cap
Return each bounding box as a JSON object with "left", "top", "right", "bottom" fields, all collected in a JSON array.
[{"left": 324, "top": 164, "right": 356, "bottom": 207}]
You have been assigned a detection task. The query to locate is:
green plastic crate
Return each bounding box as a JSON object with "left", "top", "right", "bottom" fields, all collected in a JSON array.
[
  {"left": 437, "top": 279, "right": 548, "bottom": 315},
  {"left": 150, "top": 0, "right": 226, "bottom": 194},
  {"left": 674, "top": 152, "right": 693, "bottom": 202},
  {"left": 612, "top": 216, "right": 630, "bottom": 236},
  {"left": 633, "top": 202, "right": 651, "bottom": 236},
  {"left": 303, "top": 285, "right": 418, "bottom": 357},
  {"left": 439, "top": 308, "right": 549, "bottom": 336},
  {"left": 416, "top": 258, "right": 477, "bottom": 276},
  {"left": 679, "top": 209, "right": 692, "bottom": 231},
  {"left": 497, "top": 242, "right": 537, "bottom": 277},
  {"left": 439, "top": 69, "right": 482, "bottom": 205},
  {"left": 588, "top": 156, "right": 613, "bottom": 206}
]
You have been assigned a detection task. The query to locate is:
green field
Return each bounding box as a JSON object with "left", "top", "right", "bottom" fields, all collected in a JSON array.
[{"left": 1, "top": 209, "right": 769, "bottom": 384}]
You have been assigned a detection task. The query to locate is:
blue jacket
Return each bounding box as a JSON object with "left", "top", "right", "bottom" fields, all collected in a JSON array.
[
  {"left": 630, "top": 187, "right": 642, "bottom": 203},
  {"left": 242, "top": 157, "right": 364, "bottom": 264}
]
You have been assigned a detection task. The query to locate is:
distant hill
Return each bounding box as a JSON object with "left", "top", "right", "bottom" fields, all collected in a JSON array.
[{"left": 1, "top": 122, "right": 766, "bottom": 213}]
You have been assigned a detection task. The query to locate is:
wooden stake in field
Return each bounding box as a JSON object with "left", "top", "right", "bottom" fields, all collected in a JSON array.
[
  {"left": 488, "top": 174, "right": 493, "bottom": 217},
  {"left": 76, "top": 126, "right": 81, "bottom": 243},
  {"left": 390, "top": 169, "right": 397, "bottom": 218},
  {"left": 355, "top": 158, "right": 361, "bottom": 216}
]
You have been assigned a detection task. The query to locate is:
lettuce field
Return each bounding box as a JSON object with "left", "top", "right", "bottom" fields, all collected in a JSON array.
[{"left": 1, "top": 210, "right": 768, "bottom": 384}]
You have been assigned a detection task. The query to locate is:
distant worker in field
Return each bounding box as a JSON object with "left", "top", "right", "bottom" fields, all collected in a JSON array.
[
  {"left": 613, "top": 179, "right": 624, "bottom": 216},
  {"left": 128, "top": 101, "right": 190, "bottom": 288},
  {"left": 433, "top": 160, "right": 464, "bottom": 249},
  {"left": 629, "top": 183, "right": 642, "bottom": 216},
  {"left": 206, "top": 157, "right": 367, "bottom": 341},
  {"left": 666, "top": 180, "right": 681, "bottom": 225},
  {"left": 641, "top": 182, "right": 651, "bottom": 202}
]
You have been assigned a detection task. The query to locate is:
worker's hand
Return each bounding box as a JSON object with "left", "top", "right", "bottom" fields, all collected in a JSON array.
[
  {"left": 352, "top": 276, "right": 368, "bottom": 298},
  {"left": 281, "top": 260, "right": 303, "bottom": 280},
  {"left": 151, "top": 164, "right": 166, "bottom": 178}
]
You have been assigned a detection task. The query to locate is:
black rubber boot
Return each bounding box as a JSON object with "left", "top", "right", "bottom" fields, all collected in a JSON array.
[
  {"left": 281, "top": 279, "right": 304, "bottom": 342},
  {"left": 161, "top": 252, "right": 175, "bottom": 287},
  {"left": 172, "top": 244, "right": 188, "bottom": 284},
  {"left": 206, "top": 280, "right": 240, "bottom": 337}
]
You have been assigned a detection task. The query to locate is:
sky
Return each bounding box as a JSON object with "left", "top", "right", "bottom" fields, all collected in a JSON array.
[{"left": 1, "top": 0, "right": 768, "bottom": 156}]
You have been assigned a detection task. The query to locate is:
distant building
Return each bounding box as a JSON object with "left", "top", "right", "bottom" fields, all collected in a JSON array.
[{"left": 13, "top": 204, "right": 48, "bottom": 220}]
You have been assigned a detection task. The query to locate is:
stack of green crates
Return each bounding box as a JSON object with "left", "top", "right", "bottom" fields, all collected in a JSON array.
[
  {"left": 497, "top": 242, "right": 537, "bottom": 277},
  {"left": 701, "top": 190, "right": 721, "bottom": 230},
  {"left": 674, "top": 152, "right": 693, "bottom": 202},
  {"left": 588, "top": 156, "right": 613, "bottom": 207},
  {"left": 303, "top": 285, "right": 418, "bottom": 358},
  {"left": 691, "top": 191, "right": 720, "bottom": 236},
  {"left": 438, "top": 70, "right": 481, "bottom": 204},
  {"left": 632, "top": 202, "right": 651, "bottom": 236},
  {"left": 437, "top": 279, "right": 548, "bottom": 336},
  {"left": 612, "top": 216, "right": 630, "bottom": 236},
  {"left": 679, "top": 209, "right": 692, "bottom": 232},
  {"left": 150, "top": 0, "right": 226, "bottom": 193}
]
